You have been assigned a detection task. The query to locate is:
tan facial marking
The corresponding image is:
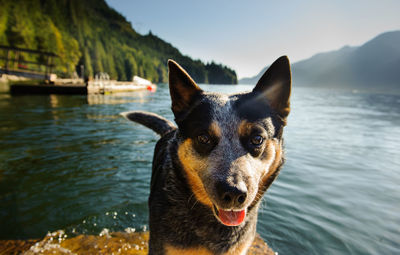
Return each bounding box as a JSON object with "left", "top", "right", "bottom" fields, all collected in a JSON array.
[
  {"left": 238, "top": 119, "right": 282, "bottom": 206},
  {"left": 247, "top": 139, "right": 282, "bottom": 207},
  {"left": 266, "top": 139, "right": 283, "bottom": 179},
  {"left": 259, "top": 140, "right": 282, "bottom": 191},
  {"left": 238, "top": 120, "right": 278, "bottom": 180},
  {"left": 238, "top": 120, "right": 252, "bottom": 137},
  {"left": 177, "top": 139, "right": 213, "bottom": 208},
  {"left": 261, "top": 139, "right": 277, "bottom": 172},
  {"left": 166, "top": 244, "right": 212, "bottom": 255},
  {"left": 210, "top": 121, "right": 222, "bottom": 137}
]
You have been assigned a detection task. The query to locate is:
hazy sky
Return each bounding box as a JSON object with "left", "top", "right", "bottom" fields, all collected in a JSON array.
[{"left": 106, "top": 0, "right": 400, "bottom": 78}]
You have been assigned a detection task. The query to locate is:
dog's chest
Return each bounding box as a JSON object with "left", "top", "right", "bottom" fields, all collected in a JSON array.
[{"left": 164, "top": 237, "right": 253, "bottom": 255}]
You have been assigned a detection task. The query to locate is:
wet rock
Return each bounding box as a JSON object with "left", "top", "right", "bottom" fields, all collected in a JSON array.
[
  {"left": 1, "top": 231, "right": 275, "bottom": 255},
  {"left": 0, "top": 239, "right": 39, "bottom": 255}
]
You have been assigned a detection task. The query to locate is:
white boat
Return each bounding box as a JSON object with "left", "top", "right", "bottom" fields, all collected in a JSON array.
[{"left": 87, "top": 73, "right": 156, "bottom": 94}]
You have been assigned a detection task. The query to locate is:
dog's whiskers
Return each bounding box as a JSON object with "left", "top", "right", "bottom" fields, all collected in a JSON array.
[
  {"left": 187, "top": 193, "right": 195, "bottom": 205},
  {"left": 191, "top": 198, "right": 199, "bottom": 210}
]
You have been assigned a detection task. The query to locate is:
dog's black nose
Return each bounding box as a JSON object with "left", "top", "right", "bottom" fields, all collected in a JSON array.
[{"left": 216, "top": 180, "right": 247, "bottom": 208}]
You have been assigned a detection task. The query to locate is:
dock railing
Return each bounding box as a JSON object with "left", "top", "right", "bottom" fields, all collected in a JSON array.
[{"left": 0, "top": 45, "right": 58, "bottom": 80}]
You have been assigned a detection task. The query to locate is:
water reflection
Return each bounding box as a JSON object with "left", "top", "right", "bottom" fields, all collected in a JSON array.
[{"left": 87, "top": 92, "right": 152, "bottom": 105}]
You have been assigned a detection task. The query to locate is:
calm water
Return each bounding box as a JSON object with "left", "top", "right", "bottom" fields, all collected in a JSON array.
[{"left": 0, "top": 84, "right": 399, "bottom": 254}]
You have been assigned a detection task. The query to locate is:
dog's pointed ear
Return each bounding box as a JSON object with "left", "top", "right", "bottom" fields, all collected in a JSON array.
[
  {"left": 253, "top": 56, "right": 291, "bottom": 123},
  {"left": 168, "top": 59, "right": 202, "bottom": 118}
]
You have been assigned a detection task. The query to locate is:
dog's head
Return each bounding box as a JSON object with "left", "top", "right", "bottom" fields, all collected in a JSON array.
[{"left": 169, "top": 57, "right": 291, "bottom": 226}]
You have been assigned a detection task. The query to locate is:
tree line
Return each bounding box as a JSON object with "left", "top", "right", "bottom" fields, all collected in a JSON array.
[{"left": 0, "top": 0, "right": 237, "bottom": 84}]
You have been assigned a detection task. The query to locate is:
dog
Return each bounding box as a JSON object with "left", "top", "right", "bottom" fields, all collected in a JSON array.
[{"left": 122, "top": 56, "right": 291, "bottom": 255}]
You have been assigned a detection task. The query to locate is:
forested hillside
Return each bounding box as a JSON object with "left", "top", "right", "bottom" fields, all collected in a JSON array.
[{"left": 0, "top": 0, "right": 237, "bottom": 84}]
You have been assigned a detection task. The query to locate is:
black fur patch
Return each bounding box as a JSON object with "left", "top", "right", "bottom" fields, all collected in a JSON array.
[
  {"left": 233, "top": 92, "right": 283, "bottom": 138},
  {"left": 176, "top": 97, "right": 220, "bottom": 156}
]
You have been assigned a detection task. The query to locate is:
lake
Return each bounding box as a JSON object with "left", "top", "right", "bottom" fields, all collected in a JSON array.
[{"left": 0, "top": 84, "right": 399, "bottom": 254}]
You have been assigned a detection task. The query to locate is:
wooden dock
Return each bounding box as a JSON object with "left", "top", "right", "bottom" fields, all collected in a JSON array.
[
  {"left": 10, "top": 82, "right": 87, "bottom": 95},
  {"left": 1, "top": 45, "right": 156, "bottom": 95},
  {"left": 9, "top": 80, "right": 156, "bottom": 95}
]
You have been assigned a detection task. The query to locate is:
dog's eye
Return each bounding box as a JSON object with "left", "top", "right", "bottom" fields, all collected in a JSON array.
[
  {"left": 250, "top": 135, "right": 264, "bottom": 146},
  {"left": 197, "top": 134, "right": 211, "bottom": 144}
]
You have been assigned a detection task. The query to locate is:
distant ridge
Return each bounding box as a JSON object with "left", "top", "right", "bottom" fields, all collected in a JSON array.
[{"left": 240, "top": 31, "right": 400, "bottom": 92}]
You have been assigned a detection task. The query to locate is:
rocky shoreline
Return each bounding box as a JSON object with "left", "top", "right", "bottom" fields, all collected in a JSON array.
[{"left": 0, "top": 230, "right": 275, "bottom": 255}]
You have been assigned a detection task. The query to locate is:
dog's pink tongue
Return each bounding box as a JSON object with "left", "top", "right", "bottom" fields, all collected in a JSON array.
[{"left": 218, "top": 209, "right": 246, "bottom": 226}]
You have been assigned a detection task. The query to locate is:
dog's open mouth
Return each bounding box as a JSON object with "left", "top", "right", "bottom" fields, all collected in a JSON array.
[{"left": 213, "top": 204, "right": 246, "bottom": 226}]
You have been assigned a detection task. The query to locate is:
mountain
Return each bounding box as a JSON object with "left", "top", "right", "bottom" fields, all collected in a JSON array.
[
  {"left": 0, "top": 0, "right": 237, "bottom": 84},
  {"left": 239, "top": 31, "right": 400, "bottom": 92}
]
